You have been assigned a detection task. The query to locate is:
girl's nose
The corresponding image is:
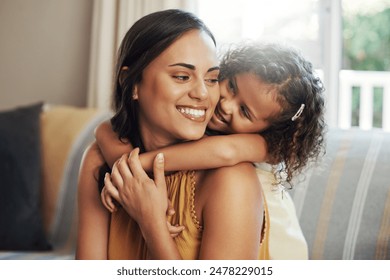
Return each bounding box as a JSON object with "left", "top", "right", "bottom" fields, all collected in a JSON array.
[{"left": 219, "top": 95, "right": 234, "bottom": 115}]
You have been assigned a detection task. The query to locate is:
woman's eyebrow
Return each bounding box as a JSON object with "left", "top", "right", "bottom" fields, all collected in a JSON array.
[
  {"left": 208, "top": 66, "right": 220, "bottom": 73},
  {"left": 169, "top": 63, "right": 220, "bottom": 73},
  {"left": 169, "top": 63, "right": 195, "bottom": 70}
]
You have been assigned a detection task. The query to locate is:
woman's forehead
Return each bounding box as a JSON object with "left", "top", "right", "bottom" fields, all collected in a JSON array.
[{"left": 156, "top": 30, "right": 218, "bottom": 66}]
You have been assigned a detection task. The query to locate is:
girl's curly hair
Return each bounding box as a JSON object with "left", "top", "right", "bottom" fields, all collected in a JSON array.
[{"left": 219, "top": 42, "right": 326, "bottom": 186}]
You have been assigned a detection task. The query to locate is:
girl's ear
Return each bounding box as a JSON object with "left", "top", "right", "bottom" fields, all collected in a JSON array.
[{"left": 119, "top": 66, "right": 129, "bottom": 87}]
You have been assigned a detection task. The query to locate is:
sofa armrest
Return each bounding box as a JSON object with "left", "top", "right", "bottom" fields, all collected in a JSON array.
[{"left": 41, "top": 106, "right": 112, "bottom": 253}]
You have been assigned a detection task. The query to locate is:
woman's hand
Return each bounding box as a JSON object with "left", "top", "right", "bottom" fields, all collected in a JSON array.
[
  {"left": 106, "top": 148, "right": 167, "bottom": 224},
  {"left": 103, "top": 148, "right": 184, "bottom": 238},
  {"left": 101, "top": 179, "right": 184, "bottom": 237}
]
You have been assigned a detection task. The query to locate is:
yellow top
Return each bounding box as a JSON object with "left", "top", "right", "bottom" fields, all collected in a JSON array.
[{"left": 108, "top": 170, "right": 270, "bottom": 259}]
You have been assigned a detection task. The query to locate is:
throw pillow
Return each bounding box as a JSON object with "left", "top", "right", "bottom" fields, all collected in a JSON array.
[{"left": 0, "top": 102, "right": 51, "bottom": 251}]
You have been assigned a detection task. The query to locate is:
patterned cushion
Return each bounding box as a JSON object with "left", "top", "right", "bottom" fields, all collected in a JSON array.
[{"left": 291, "top": 128, "right": 390, "bottom": 260}]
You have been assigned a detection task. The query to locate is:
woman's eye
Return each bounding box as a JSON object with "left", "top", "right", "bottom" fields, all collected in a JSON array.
[
  {"left": 205, "top": 78, "right": 219, "bottom": 85},
  {"left": 173, "top": 75, "right": 189, "bottom": 81}
]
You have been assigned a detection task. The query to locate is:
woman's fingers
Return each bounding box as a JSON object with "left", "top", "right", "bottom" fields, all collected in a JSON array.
[
  {"left": 127, "top": 148, "right": 149, "bottom": 180},
  {"left": 116, "top": 153, "right": 134, "bottom": 181},
  {"left": 153, "top": 153, "right": 166, "bottom": 192}
]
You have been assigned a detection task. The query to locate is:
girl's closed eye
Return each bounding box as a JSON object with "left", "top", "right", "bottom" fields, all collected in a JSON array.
[
  {"left": 240, "top": 105, "right": 252, "bottom": 120},
  {"left": 228, "top": 78, "right": 237, "bottom": 95}
]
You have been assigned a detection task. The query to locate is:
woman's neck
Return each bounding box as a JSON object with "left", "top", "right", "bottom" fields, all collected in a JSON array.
[{"left": 140, "top": 128, "right": 180, "bottom": 152}]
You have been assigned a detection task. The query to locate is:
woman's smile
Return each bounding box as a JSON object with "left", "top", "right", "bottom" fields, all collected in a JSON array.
[{"left": 177, "top": 105, "right": 207, "bottom": 122}]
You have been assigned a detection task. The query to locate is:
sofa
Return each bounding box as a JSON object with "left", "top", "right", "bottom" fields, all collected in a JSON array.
[
  {"left": 0, "top": 103, "right": 110, "bottom": 259},
  {"left": 0, "top": 103, "right": 388, "bottom": 260},
  {"left": 290, "top": 127, "right": 390, "bottom": 260}
]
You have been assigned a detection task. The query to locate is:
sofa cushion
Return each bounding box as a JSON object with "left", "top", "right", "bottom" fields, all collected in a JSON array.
[
  {"left": 0, "top": 103, "right": 51, "bottom": 251},
  {"left": 291, "top": 128, "right": 390, "bottom": 259}
]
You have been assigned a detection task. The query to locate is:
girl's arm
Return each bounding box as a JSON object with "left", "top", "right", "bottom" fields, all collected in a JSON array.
[
  {"left": 140, "top": 134, "right": 269, "bottom": 171},
  {"left": 95, "top": 121, "right": 269, "bottom": 171}
]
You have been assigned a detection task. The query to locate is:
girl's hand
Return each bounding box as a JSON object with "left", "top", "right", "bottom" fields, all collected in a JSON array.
[
  {"left": 100, "top": 184, "right": 120, "bottom": 213},
  {"left": 167, "top": 222, "right": 185, "bottom": 238}
]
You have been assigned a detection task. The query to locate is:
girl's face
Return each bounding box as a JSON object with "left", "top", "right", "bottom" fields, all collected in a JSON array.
[
  {"left": 208, "top": 73, "right": 282, "bottom": 134},
  {"left": 135, "top": 30, "right": 220, "bottom": 151}
]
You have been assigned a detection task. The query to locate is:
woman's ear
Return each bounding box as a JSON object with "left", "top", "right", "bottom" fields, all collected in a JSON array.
[
  {"left": 120, "top": 66, "right": 138, "bottom": 100},
  {"left": 119, "top": 66, "right": 129, "bottom": 87},
  {"left": 132, "top": 86, "right": 138, "bottom": 100}
]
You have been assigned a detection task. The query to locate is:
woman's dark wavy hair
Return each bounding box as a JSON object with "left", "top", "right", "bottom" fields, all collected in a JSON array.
[
  {"left": 219, "top": 42, "right": 326, "bottom": 186},
  {"left": 110, "top": 9, "right": 216, "bottom": 152},
  {"left": 98, "top": 9, "right": 216, "bottom": 191}
]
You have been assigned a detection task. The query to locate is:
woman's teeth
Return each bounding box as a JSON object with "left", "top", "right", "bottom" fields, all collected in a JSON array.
[{"left": 178, "top": 107, "right": 205, "bottom": 118}]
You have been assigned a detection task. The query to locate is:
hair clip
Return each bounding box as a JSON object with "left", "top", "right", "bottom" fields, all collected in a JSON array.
[{"left": 291, "top": 104, "right": 305, "bottom": 121}]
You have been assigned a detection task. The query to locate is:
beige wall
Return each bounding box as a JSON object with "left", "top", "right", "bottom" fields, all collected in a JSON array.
[{"left": 0, "top": 0, "right": 93, "bottom": 110}]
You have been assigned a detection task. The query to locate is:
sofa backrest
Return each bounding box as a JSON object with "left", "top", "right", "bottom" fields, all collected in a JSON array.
[{"left": 291, "top": 128, "right": 390, "bottom": 260}]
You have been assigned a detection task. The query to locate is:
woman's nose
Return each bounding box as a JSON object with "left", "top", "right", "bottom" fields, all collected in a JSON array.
[{"left": 189, "top": 80, "right": 208, "bottom": 101}]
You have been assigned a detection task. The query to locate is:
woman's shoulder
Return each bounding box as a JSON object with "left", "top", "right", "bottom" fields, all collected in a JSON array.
[
  {"left": 198, "top": 163, "right": 263, "bottom": 206},
  {"left": 82, "top": 141, "right": 104, "bottom": 162},
  {"left": 205, "top": 162, "right": 259, "bottom": 184}
]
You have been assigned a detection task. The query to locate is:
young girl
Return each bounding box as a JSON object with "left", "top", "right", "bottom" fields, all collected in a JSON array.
[{"left": 98, "top": 42, "right": 325, "bottom": 259}]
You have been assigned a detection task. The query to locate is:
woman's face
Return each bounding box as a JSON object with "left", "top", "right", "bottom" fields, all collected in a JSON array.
[
  {"left": 208, "top": 73, "right": 282, "bottom": 134},
  {"left": 135, "top": 29, "right": 220, "bottom": 150}
]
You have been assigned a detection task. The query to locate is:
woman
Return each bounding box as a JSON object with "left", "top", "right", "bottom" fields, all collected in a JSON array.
[{"left": 76, "top": 9, "right": 265, "bottom": 260}]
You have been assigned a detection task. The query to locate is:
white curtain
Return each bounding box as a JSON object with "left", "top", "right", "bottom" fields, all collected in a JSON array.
[{"left": 87, "top": 0, "right": 198, "bottom": 110}]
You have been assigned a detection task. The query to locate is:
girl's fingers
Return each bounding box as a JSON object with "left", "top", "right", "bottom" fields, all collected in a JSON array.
[
  {"left": 103, "top": 188, "right": 116, "bottom": 212},
  {"left": 100, "top": 186, "right": 112, "bottom": 212},
  {"left": 167, "top": 199, "right": 175, "bottom": 216},
  {"left": 104, "top": 173, "right": 121, "bottom": 204},
  {"left": 111, "top": 160, "right": 124, "bottom": 189},
  {"left": 166, "top": 221, "right": 185, "bottom": 238}
]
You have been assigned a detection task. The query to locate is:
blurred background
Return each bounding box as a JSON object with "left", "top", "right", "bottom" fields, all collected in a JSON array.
[{"left": 1, "top": 0, "right": 389, "bottom": 130}]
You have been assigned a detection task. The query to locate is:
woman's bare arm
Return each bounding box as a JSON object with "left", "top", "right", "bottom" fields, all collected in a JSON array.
[
  {"left": 95, "top": 120, "right": 269, "bottom": 171},
  {"left": 76, "top": 142, "right": 110, "bottom": 259},
  {"left": 197, "top": 163, "right": 264, "bottom": 259}
]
